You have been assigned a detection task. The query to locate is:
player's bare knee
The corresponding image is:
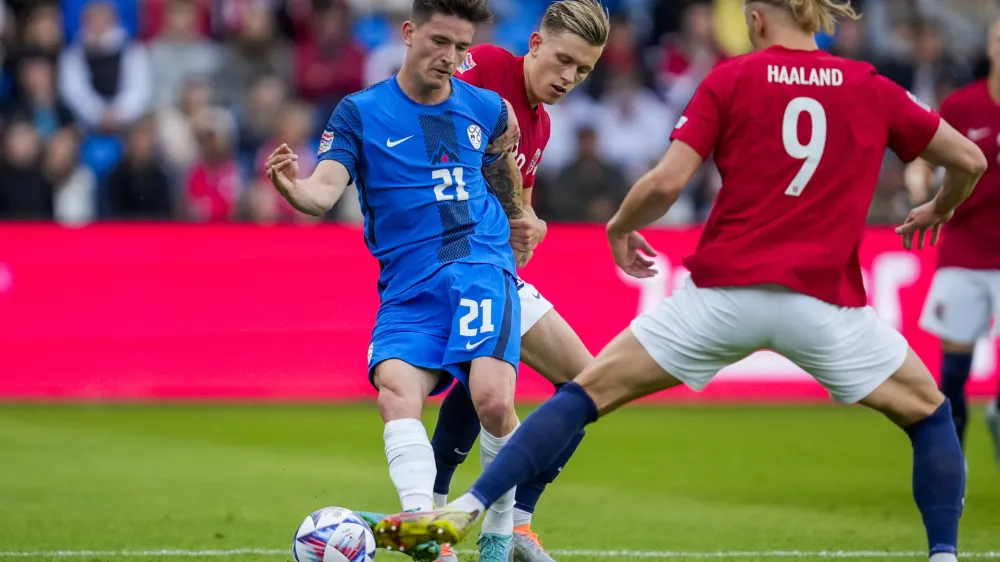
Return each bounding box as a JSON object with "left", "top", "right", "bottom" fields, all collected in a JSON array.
[
  {"left": 941, "top": 339, "right": 976, "bottom": 354},
  {"left": 863, "top": 350, "right": 946, "bottom": 428},
  {"left": 471, "top": 386, "right": 516, "bottom": 436},
  {"left": 373, "top": 362, "right": 428, "bottom": 422}
]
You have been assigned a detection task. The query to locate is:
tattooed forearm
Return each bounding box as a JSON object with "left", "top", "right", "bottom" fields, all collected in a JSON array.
[{"left": 483, "top": 153, "right": 523, "bottom": 219}]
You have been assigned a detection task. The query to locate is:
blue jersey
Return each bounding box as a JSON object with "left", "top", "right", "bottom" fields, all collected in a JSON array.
[{"left": 319, "top": 76, "right": 516, "bottom": 301}]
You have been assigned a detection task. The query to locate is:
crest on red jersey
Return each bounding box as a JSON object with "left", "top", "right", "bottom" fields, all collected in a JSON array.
[
  {"left": 526, "top": 148, "right": 542, "bottom": 176},
  {"left": 906, "top": 91, "right": 931, "bottom": 112},
  {"left": 458, "top": 52, "right": 476, "bottom": 74},
  {"left": 318, "top": 130, "right": 335, "bottom": 154}
]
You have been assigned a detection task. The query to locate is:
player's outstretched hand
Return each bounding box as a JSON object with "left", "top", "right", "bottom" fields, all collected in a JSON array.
[
  {"left": 265, "top": 143, "right": 300, "bottom": 198},
  {"left": 509, "top": 216, "right": 547, "bottom": 253},
  {"left": 895, "top": 200, "right": 953, "bottom": 251},
  {"left": 609, "top": 231, "right": 658, "bottom": 279}
]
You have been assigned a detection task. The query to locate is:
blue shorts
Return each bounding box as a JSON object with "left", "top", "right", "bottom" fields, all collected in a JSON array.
[{"left": 368, "top": 263, "right": 521, "bottom": 395}]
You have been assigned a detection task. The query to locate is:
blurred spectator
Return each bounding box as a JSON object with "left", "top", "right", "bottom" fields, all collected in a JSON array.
[
  {"left": 46, "top": 128, "right": 96, "bottom": 225},
  {"left": 245, "top": 103, "right": 318, "bottom": 224},
  {"left": 586, "top": 14, "right": 641, "bottom": 98},
  {"left": 541, "top": 126, "right": 629, "bottom": 223},
  {"left": 5, "top": 55, "right": 75, "bottom": 140},
  {"left": 215, "top": 2, "right": 291, "bottom": 108},
  {"left": 148, "top": 0, "right": 221, "bottom": 107},
  {"left": 61, "top": 0, "right": 140, "bottom": 41},
  {"left": 364, "top": 14, "right": 405, "bottom": 86},
  {"left": 156, "top": 77, "right": 214, "bottom": 178},
  {"left": 594, "top": 72, "right": 673, "bottom": 184},
  {"left": 8, "top": 3, "right": 65, "bottom": 68},
  {"left": 656, "top": 2, "right": 724, "bottom": 115},
  {"left": 57, "top": 1, "right": 153, "bottom": 134},
  {"left": 879, "top": 21, "right": 971, "bottom": 110},
  {"left": 184, "top": 107, "right": 241, "bottom": 222},
  {"left": 141, "top": 0, "right": 212, "bottom": 40},
  {"left": 293, "top": 2, "right": 366, "bottom": 108},
  {"left": 0, "top": 120, "right": 54, "bottom": 219},
  {"left": 830, "top": 18, "right": 871, "bottom": 61},
  {"left": 236, "top": 74, "right": 288, "bottom": 172},
  {"left": 105, "top": 115, "right": 173, "bottom": 219}
]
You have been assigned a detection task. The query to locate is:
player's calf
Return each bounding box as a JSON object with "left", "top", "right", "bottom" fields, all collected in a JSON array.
[
  {"left": 468, "top": 356, "right": 520, "bottom": 555},
  {"left": 430, "top": 383, "right": 482, "bottom": 506},
  {"left": 938, "top": 342, "right": 974, "bottom": 447},
  {"left": 860, "top": 349, "right": 965, "bottom": 562}
]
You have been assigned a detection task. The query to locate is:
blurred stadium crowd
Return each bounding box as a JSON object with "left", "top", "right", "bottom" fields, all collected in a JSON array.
[{"left": 0, "top": 0, "right": 995, "bottom": 225}]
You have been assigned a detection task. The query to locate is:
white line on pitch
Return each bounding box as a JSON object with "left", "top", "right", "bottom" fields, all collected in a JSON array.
[{"left": 1, "top": 550, "right": 999, "bottom": 558}]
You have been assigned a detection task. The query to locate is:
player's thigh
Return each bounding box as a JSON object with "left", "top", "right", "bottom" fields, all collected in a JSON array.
[
  {"left": 919, "top": 268, "right": 992, "bottom": 347},
  {"left": 859, "top": 347, "right": 944, "bottom": 428},
  {"left": 519, "top": 283, "right": 593, "bottom": 386},
  {"left": 369, "top": 278, "right": 456, "bottom": 398},
  {"left": 575, "top": 327, "right": 684, "bottom": 416},
  {"left": 468, "top": 356, "right": 518, "bottom": 435},
  {"left": 773, "top": 294, "right": 909, "bottom": 404},
  {"left": 629, "top": 279, "right": 767, "bottom": 394},
  {"left": 440, "top": 263, "right": 521, "bottom": 388},
  {"left": 373, "top": 359, "right": 442, "bottom": 422}
]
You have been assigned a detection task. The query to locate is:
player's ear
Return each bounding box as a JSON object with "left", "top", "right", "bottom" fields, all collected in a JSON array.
[
  {"left": 402, "top": 20, "right": 415, "bottom": 47},
  {"left": 528, "top": 31, "right": 544, "bottom": 56}
]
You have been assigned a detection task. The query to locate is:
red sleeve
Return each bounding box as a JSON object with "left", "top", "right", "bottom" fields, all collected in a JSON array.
[
  {"left": 669, "top": 66, "right": 730, "bottom": 161},
  {"left": 875, "top": 75, "right": 941, "bottom": 163}
]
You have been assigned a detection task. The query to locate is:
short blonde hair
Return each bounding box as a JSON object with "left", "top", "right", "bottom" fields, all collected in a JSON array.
[
  {"left": 749, "top": 0, "right": 861, "bottom": 35},
  {"left": 541, "top": 0, "right": 611, "bottom": 47}
]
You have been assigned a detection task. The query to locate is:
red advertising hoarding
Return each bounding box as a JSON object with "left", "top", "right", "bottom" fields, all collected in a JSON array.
[{"left": 0, "top": 224, "right": 995, "bottom": 402}]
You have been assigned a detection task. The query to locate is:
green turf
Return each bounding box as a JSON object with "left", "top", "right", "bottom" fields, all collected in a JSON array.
[{"left": 0, "top": 404, "right": 997, "bottom": 562}]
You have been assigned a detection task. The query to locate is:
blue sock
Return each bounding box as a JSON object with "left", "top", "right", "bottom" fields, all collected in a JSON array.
[
  {"left": 939, "top": 352, "right": 972, "bottom": 446},
  {"left": 514, "top": 384, "right": 585, "bottom": 516},
  {"left": 470, "top": 382, "right": 598, "bottom": 508},
  {"left": 431, "top": 383, "right": 481, "bottom": 497},
  {"left": 513, "top": 428, "right": 585, "bottom": 515},
  {"left": 906, "top": 399, "right": 965, "bottom": 557}
]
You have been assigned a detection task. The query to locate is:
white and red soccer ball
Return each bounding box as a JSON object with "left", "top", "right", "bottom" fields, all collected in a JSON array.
[{"left": 292, "top": 507, "right": 376, "bottom": 562}]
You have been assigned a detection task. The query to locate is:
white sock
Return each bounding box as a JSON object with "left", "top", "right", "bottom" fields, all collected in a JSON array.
[
  {"left": 513, "top": 508, "right": 532, "bottom": 528},
  {"left": 929, "top": 554, "right": 958, "bottom": 562},
  {"left": 434, "top": 492, "right": 448, "bottom": 508},
  {"left": 449, "top": 492, "right": 487, "bottom": 520},
  {"left": 384, "top": 418, "right": 436, "bottom": 512},
  {"left": 479, "top": 424, "right": 517, "bottom": 536}
]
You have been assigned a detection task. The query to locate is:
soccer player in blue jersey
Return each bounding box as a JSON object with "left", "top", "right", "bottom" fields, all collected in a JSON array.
[{"left": 265, "top": 2, "right": 526, "bottom": 561}]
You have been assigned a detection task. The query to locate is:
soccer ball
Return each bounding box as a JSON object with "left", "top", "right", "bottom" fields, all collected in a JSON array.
[{"left": 292, "top": 507, "right": 376, "bottom": 562}]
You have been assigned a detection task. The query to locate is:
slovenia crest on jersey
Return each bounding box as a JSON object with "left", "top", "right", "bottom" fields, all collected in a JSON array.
[
  {"left": 457, "top": 52, "right": 476, "bottom": 74},
  {"left": 468, "top": 124, "right": 483, "bottom": 150},
  {"left": 318, "top": 130, "right": 334, "bottom": 154},
  {"left": 906, "top": 91, "right": 932, "bottom": 112}
]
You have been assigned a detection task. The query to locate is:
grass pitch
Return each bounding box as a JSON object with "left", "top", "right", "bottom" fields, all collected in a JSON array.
[{"left": 0, "top": 404, "right": 997, "bottom": 562}]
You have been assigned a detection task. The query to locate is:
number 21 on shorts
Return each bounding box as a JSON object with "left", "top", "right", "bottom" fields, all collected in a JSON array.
[
  {"left": 459, "top": 298, "right": 494, "bottom": 337},
  {"left": 782, "top": 97, "right": 827, "bottom": 197}
]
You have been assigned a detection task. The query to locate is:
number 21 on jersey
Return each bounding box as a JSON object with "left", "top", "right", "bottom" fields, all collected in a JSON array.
[{"left": 782, "top": 97, "right": 827, "bottom": 197}]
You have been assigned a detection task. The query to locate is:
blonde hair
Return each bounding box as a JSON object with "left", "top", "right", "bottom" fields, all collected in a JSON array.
[
  {"left": 750, "top": 0, "right": 860, "bottom": 35},
  {"left": 541, "top": 0, "right": 611, "bottom": 47}
]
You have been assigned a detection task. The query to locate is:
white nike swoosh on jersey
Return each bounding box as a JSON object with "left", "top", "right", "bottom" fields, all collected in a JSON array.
[
  {"left": 454, "top": 448, "right": 471, "bottom": 456},
  {"left": 386, "top": 136, "right": 414, "bottom": 147},
  {"left": 968, "top": 128, "right": 991, "bottom": 141},
  {"left": 466, "top": 337, "right": 490, "bottom": 351}
]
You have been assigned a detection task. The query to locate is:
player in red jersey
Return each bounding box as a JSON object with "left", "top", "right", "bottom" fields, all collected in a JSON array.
[
  {"left": 374, "top": 2, "right": 987, "bottom": 561},
  {"left": 906, "top": 17, "right": 1000, "bottom": 468},
  {"left": 424, "top": 2, "right": 608, "bottom": 561},
  {"left": 357, "top": 2, "right": 609, "bottom": 562}
]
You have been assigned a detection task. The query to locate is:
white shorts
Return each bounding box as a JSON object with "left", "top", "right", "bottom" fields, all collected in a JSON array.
[
  {"left": 630, "top": 279, "right": 909, "bottom": 404},
  {"left": 516, "top": 279, "right": 555, "bottom": 337},
  {"left": 919, "top": 267, "right": 1000, "bottom": 345}
]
